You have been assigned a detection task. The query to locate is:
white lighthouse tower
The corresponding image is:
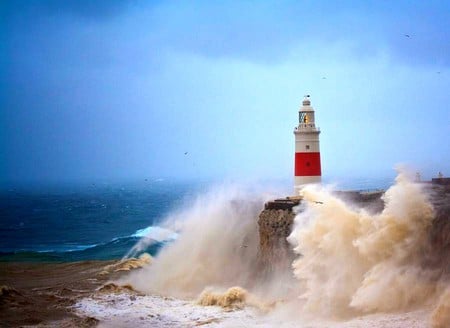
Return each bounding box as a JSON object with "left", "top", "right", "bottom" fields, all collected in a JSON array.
[{"left": 293, "top": 95, "right": 322, "bottom": 192}]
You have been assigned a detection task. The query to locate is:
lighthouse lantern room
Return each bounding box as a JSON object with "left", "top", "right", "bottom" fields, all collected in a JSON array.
[{"left": 293, "top": 95, "right": 322, "bottom": 191}]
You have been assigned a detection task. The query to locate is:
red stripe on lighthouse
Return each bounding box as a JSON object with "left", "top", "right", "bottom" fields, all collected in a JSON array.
[{"left": 295, "top": 152, "right": 321, "bottom": 176}]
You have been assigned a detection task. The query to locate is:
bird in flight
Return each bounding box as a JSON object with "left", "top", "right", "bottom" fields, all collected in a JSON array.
[
  {"left": 184, "top": 152, "right": 188, "bottom": 155},
  {"left": 404, "top": 34, "right": 410, "bottom": 38}
]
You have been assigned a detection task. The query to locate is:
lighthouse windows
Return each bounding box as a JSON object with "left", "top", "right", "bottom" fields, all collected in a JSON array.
[
  {"left": 300, "top": 112, "right": 308, "bottom": 123},
  {"left": 306, "top": 145, "right": 310, "bottom": 150}
]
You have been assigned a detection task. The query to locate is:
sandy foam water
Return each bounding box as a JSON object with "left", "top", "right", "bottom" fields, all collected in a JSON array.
[{"left": 73, "top": 293, "right": 260, "bottom": 327}]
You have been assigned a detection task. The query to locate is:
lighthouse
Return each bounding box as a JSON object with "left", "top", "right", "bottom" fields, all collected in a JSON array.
[{"left": 293, "top": 95, "right": 322, "bottom": 191}]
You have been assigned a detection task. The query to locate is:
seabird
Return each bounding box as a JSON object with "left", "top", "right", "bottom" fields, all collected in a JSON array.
[
  {"left": 313, "top": 201, "right": 324, "bottom": 204},
  {"left": 404, "top": 34, "right": 410, "bottom": 38}
]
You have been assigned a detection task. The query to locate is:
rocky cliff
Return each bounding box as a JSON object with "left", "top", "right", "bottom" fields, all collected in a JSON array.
[{"left": 257, "top": 205, "right": 296, "bottom": 274}]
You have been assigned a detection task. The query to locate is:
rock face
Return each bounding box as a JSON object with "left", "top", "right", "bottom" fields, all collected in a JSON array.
[{"left": 257, "top": 207, "right": 296, "bottom": 274}]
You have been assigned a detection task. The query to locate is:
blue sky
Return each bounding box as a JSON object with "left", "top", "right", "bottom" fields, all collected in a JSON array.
[{"left": 1, "top": 0, "right": 449, "bottom": 185}]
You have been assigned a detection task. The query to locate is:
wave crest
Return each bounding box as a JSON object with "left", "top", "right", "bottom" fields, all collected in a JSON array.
[{"left": 289, "top": 169, "right": 438, "bottom": 316}]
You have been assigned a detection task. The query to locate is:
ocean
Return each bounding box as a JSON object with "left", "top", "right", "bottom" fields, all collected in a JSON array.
[
  {"left": 0, "top": 180, "right": 207, "bottom": 262},
  {"left": 0, "top": 176, "right": 394, "bottom": 263}
]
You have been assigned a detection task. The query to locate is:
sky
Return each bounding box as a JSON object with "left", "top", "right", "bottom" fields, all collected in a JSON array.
[{"left": 1, "top": 0, "right": 450, "bottom": 186}]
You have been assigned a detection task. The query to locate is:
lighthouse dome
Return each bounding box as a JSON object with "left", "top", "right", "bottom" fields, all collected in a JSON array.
[{"left": 300, "top": 95, "right": 314, "bottom": 112}]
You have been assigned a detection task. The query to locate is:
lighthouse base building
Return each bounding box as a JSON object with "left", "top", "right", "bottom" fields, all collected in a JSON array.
[{"left": 294, "top": 95, "right": 322, "bottom": 192}]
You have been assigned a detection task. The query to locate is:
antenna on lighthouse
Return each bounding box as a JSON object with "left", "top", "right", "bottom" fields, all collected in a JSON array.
[{"left": 293, "top": 95, "right": 322, "bottom": 193}]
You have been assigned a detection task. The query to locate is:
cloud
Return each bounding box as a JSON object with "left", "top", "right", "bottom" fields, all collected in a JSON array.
[
  {"left": 104, "top": 1, "right": 448, "bottom": 68},
  {"left": 3, "top": 1, "right": 449, "bottom": 66}
]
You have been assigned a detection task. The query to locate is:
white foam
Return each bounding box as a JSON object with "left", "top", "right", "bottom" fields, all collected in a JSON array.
[
  {"left": 73, "top": 293, "right": 259, "bottom": 327},
  {"left": 73, "top": 293, "right": 430, "bottom": 328},
  {"left": 131, "top": 226, "right": 178, "bottom": 242}
]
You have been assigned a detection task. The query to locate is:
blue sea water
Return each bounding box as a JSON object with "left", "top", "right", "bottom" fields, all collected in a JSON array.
[
  {"left": 0, "top": 176, "right": 394, "bottom": 262},
  {"left": 0, "top": 180, "right": 205, "bottom": 262}
]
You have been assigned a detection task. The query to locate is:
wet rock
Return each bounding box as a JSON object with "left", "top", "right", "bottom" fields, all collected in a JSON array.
[{"left": 258, "top": 208, "right": 296, "bottom": 275}]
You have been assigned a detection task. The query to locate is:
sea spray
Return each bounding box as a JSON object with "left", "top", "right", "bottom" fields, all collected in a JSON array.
[
  {"left": 115, "top": 172, "right": 450, "bottom": 326},
  {"left": 288, "top": 169, "right": 439, "bottom": 316},
  {"left": 431, "top": 286, "right": 450, "bottom": 328},
  {"left": 198, "top": 287, "right": 248, "bottom": 310},
  {"left": 123, "top": 184, "right": 277, "bottom": 298},
  {"left": 198, "top": 286, "right": 277, "bottom": 313},
  {"left": 99, "top": 253, "right": 153, "bottom": 276}
]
